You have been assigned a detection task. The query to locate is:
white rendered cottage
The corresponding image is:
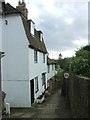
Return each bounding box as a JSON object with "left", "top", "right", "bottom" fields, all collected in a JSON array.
[
  {"left": 47, "top": 57, "right": 56, "bottom": 92},
  {"left": 1, "top": 1, "right": 48, "bottom": 107}
]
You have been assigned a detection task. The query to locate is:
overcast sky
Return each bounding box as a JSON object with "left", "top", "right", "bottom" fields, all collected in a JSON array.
[{"left": 5, "top": 0, "right": 89, "bottom": 59}]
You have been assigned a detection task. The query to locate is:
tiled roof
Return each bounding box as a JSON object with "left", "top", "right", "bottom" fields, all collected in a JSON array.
[
  {"left": 2, "top": 3, "right": 47, "bottom": 53},
  {"left": 21, "top": 17, "right": 47, "bottom": 53},
  {"left": 47, "top": 57, "right": 55, "bottom": 64},
  {"left": 2, "top": 3, "right": 20, "bottom": 15}
]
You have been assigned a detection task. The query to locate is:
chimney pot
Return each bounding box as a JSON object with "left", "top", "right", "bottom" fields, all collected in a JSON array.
[{"left": 16, "top": 0, "right": 28, "bottom": 19}]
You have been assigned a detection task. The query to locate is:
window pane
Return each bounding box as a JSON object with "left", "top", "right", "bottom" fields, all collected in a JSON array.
[
  {"left": 48, "top": 65, "right": 50, "bottom": 73},
  {"left": 35, "top": 77, "right": 38, "bottom": 93},
  {"left": 42, "top": 73, "right": 46, "bottom": 86},
  {"left": 31, "top": 21, "right": 35, "bottom": 35},
  {"left": 43, "top": 53, "right": 45, "bottom": 63},
  {"left": 34, "top": 50, "right": 38, "bottom": 63},
  {"left": 52, "top": 65, "right": 53, "bottom": 70}
]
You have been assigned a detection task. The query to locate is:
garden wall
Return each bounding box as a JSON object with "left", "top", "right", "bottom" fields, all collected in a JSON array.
[{"left": 68, "top": 75, "right": 90, "bottom": 118}]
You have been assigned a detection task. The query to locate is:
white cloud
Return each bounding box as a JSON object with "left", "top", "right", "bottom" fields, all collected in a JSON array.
[
  {"left": 73, "top": 39, "right": 88, "bottom": 47},
  {"left": 61, "top": 49, "right": 75, "bottom": 58},
  {"left": 49, "top": 49, "right": 75, "bottom": 59},
  {"left": 64, "top": 17, "right": 74, "bottom": 24},
  {"left": 49, "top": 51, "right": 60, "bottom": 59},
  {"left": 5, "top": 0, "right": 88, "bottom": 59}
]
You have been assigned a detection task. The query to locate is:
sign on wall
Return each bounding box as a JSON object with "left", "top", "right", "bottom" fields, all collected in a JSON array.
[{"left": 64, "top": 72, "right": 69, "bottom": 79}]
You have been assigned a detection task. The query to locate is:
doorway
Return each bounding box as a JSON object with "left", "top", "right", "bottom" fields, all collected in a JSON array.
[{"left": 30, "top": 79, "right": 34, "bottom": 105}]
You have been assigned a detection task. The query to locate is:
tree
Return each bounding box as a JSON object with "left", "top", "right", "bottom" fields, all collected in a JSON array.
[
  {"left": 58, "top": 53, "right": 62, "bottom": 60},
  {"left": 69, "top": 44, "right": 90, "bottom": 77}
]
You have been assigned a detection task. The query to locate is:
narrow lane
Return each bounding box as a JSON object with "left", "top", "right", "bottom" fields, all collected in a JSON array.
[
  {"left": 9, "top": 88, "right": 73, "bottom": 119},
  {"left": 32, "top": 88, "right": 73, "bottom": 118}
]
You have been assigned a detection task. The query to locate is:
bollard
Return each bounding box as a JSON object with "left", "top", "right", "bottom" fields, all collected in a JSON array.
[{"left": 6, "top": 103, "right": 10, "bottom": 115}]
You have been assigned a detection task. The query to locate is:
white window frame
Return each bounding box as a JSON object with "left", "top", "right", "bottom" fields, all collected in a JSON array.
[
  {"left": 31, "top": 21, "right": 35, "bottom": 35},
  {"left": 40, "top": 33, "right": 43, "bottom": 41}
]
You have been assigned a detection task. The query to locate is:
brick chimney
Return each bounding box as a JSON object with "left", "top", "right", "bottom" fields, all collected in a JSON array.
[{"left": 16, "top": 0, "right": 28, "bottom": 19}]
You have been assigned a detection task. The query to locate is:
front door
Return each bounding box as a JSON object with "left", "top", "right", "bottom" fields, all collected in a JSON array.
[{"left": 30, "top": 79, "right": 34, "bottom": 105}]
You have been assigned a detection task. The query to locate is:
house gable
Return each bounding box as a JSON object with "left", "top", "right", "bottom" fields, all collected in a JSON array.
[
  {"left": 1, "top": 2, "right": 47, "bottom": 54},
  {"left": 2, "top": 3, "right": 20, "bottom": 15}
]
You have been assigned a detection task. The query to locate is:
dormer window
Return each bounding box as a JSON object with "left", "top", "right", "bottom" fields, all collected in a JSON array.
[
  {"left": 30, "top": 20, "right": 35, "bottom": 36},
  {"left": 38, "top": 31, "right": 43, "bottom": 41},
  {"left": 40, "top": 32, "right": 43, "bottom": 41}
]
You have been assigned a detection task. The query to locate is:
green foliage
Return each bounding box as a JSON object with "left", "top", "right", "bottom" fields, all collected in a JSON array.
[
  {"left": 56, "top": 57, "right": 71, "bottom": 71},
  {"left": 55, "top": 44, "right": 90, "bottom": 77},
  {"left": 82, "top": 44, "right": 90, "bottom": 51},
  {"left": 69, "top": 44, "right": 90, "bottom": 77},
  {"left": 70, "top": 57, "right": 89, "bottom": 77},
  {"left": 55, "top": 69, "right": 64, "bottom": 81}
]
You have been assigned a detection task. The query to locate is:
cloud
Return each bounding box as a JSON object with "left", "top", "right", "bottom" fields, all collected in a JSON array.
[
  {"left": 5, "top": 0, "right": 88, "bottom": 58},
  {"left": 73, "top": 39, "right": 88, "bottom": 47},
  {"left": 35, "top": 2, "right": 88, "bottom": 52},
  {"left": 49, "top": 49, "right": 75, "bottom": 59}
]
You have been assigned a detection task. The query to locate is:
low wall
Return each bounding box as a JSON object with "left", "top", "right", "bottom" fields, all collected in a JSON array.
[
  {"left": 47, "top": 76, "right": 57, "bottom": 92},
  {"left": 68, "top": 75, "right": 90, "bottom": 118}
]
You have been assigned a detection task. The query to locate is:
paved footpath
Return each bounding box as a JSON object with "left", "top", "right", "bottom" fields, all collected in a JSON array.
[{"left": 7, "top": 88, "right": 73, "bottom": 119}]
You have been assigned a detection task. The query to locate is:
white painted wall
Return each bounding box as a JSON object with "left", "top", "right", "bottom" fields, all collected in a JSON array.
[
  {"left": 47, "top": 64, "right": 55, "bottom": 81},
  {"left": 29, "top": 49, "right": 48, "bottom": 99},
  {"left": 2, "top": 14, "right": 30, "bottom": 107},
  {"left": 1, "top": 13, "right": 48, "bottom": 107},
  {"left": 0, "top": 15, "right": 3, "bottom": 119},
  {"left": 0, "top": 16, "right": 2, "bottom": 51},
  {"left": 4, "top": 80, "right": 30, "bottom": 107}
]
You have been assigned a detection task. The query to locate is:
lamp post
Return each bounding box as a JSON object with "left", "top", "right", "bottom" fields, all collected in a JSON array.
[{"left": 0, "top": 52, "right": 5, "bottom": 120}]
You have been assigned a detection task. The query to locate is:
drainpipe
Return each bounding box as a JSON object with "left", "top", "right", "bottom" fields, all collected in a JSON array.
[
  {"left": 0, "top": 52, "right": 5, "bottom": 119},
  {"left": 0, "top": 52, "right": 2, "bottom": 120}
]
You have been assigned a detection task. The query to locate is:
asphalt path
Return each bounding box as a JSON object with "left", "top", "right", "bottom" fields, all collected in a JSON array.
[{"left": 9, "top": 88, "right": 73, "bottom": 119}]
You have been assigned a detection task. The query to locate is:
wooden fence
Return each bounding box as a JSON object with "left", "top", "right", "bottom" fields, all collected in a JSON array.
[{"left": 68, "top": 75, "right": 90, "bottom": 118}]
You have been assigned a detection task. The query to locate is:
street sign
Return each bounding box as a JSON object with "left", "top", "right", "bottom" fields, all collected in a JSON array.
[{"left": 64, "top": 72, "right": 69, "bottom": 79}]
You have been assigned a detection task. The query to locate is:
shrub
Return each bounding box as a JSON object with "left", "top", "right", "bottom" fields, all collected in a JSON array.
[
  {"left": 69, "top": 44, "right": 90, "bottom": 77},
  {"left": 55, "top": 69, "right": 64, "bottom": 81}
]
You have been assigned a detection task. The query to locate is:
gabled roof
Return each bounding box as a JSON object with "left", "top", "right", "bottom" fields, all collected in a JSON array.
[
  {"left": 47, "top": 57, "right": 55, "bottom": 65},
  {"left": 1, "top": 2, "right": 47, "bottom": 53},
  {"left": 2, "top": 3, "right": 20, "bottom": 15}
]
